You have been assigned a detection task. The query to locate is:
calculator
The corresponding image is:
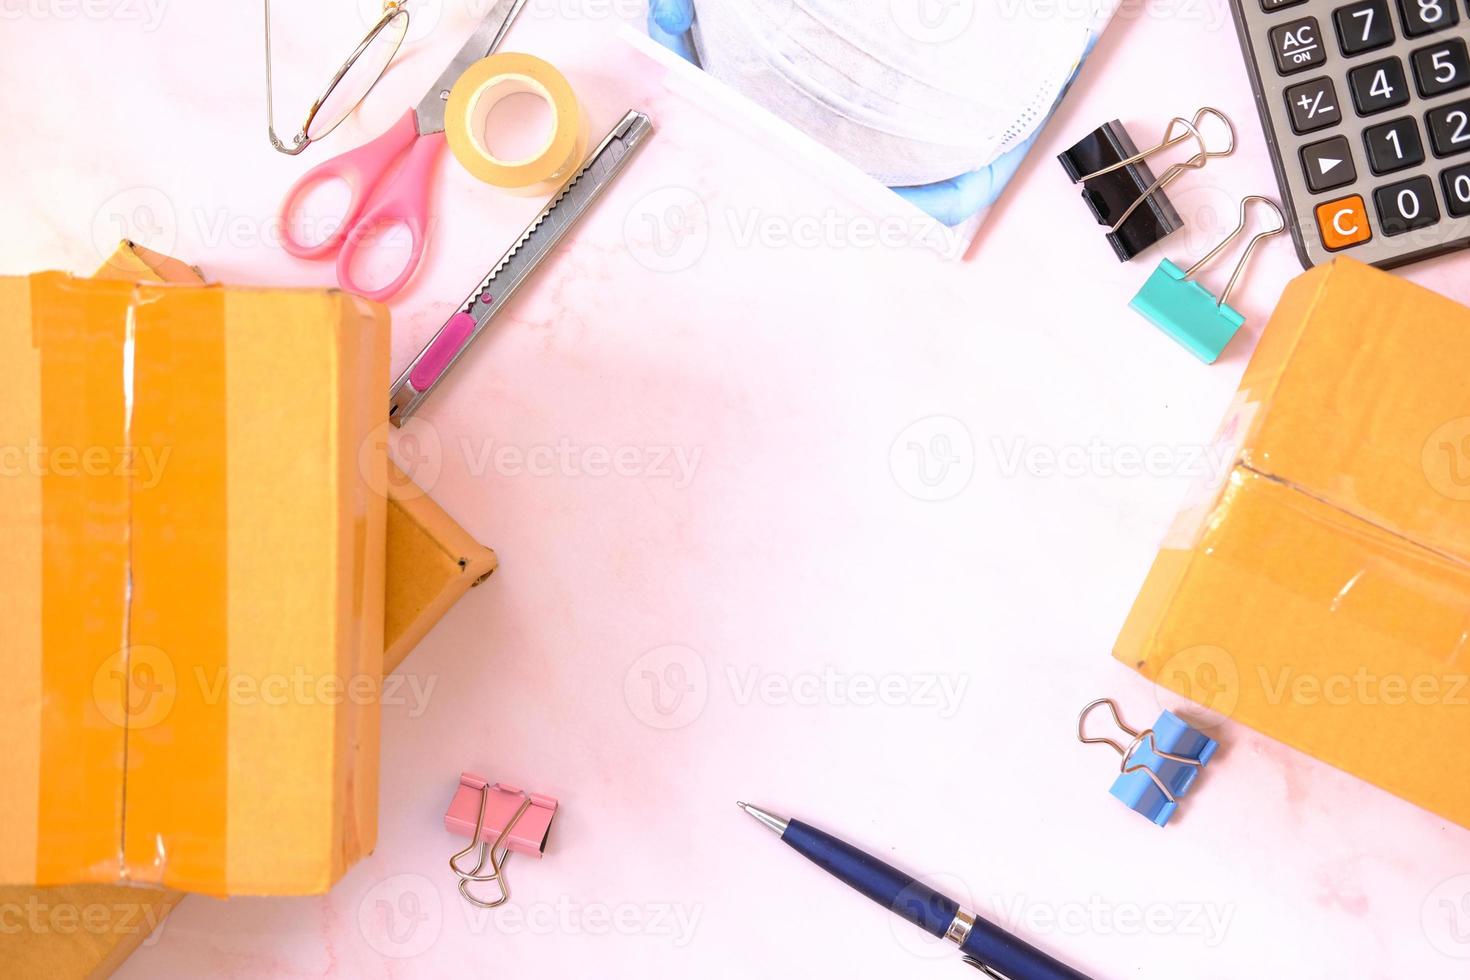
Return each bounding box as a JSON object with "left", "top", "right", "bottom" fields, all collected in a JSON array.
[{"left": 1230, "top": 0, "right": 1470, "bottom": 267}]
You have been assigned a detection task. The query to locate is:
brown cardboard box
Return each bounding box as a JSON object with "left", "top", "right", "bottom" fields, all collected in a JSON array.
[
  {"left": 385, "top": 478, "right": 499, "bottom": 663},
  {"left": 1116, "top": 257, "right": 1470, "bottom": 827},
  {"left": 0, "top": 885, "right": 183, "bottom": 979},
  {"left": 0, "top": 243, "right": 496, "bottom": 976},
  {"left": 90, "top": 242, "right": 498, "bottom": 670},
  {"left": 2, "top": 273, "right": 388, "bottom": 894}
]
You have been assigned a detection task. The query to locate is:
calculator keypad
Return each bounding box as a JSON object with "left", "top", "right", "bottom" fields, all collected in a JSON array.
[
  {"left": 1315, "top": 194, "right": 1375, "bottom": 246},
  {"left": 1286, "top": 76, "right": 1346, "bottom": 130},
  {"left": 1410, "top": 38, "right": 1470, "bottom": 93},
  {"left": 1348, "top": 56, "right": 1412, "bottom": 110},
  {"left": 1302, "top": 134, "right": 1361, "bottom": 187},
  {"left": 1426, "top": 98, "right": 1470, "bottom": 152},
  {"left": 1374, "top": 174, "right": 1441, "bottom": 229},
  {"left": 1273, "top": 17, "right": 1330, "bottom": 71},
  {"left": 1238, "top": 0, "right": 1470, "bottom": 265},
  {"left": 1364, "top": 115, "right": 1427, "bottom": 169},
  {"left": 1441, "top": 160, "right": 1470, "bottom": 210},
  {"left": 1397, "top": 0, "right": 1459, "bottom": 38},
  {"left": 1335, "top": 0, "right": 1396, "bottom": 52}
]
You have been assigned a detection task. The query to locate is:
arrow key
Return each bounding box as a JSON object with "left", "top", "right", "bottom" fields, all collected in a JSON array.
[{"left": 1301, "top": 135, "right": 1358, "bottom": 192}]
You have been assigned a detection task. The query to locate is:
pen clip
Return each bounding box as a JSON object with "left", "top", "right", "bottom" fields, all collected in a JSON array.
[{"left": 962, "top": 957, "right": 1012, "bottom": 979}]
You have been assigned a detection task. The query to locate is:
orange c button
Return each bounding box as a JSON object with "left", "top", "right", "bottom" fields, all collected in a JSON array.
[{"left": 1315, "top": 195, "right": 1372, "bottom": 250}]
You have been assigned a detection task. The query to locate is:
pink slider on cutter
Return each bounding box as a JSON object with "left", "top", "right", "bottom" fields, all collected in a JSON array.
[
  {"left": 445, "top": 772, "right": 559, "bottom": 909},
  {"left": 387, "top": 110, "right": 654, "bottom": 425}
]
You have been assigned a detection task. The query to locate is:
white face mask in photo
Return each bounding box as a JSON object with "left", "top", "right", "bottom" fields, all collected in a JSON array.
[{"left": 691, "top": 0, "right": 1106, "bottom": 186}]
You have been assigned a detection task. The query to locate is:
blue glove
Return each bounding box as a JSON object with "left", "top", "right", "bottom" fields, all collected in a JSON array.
[
  {"left": 646, "top": 0, "right": 1021, "bottom": 227},
  {"left": 648, "top": 0, "right": 698, "bottom": 65}
]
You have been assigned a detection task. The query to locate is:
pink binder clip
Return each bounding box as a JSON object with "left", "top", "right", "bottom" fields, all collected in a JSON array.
[{"left": 445, "top": 772, "right": 558, "bottom": 908}]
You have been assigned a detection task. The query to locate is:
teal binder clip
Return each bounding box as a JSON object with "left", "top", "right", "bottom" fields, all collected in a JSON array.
[{"left": 1129, "top": 195, "right": 1285, "bottom": 364}]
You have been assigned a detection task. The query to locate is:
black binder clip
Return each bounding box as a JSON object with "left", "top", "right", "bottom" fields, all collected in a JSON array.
[{"left": 1058, "top": 107, "right": 1235, "bottom": 262}]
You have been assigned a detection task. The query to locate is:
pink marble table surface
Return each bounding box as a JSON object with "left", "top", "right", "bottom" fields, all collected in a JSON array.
[{"left": 4, "top": 1, "right": 1470, "bottom": 977}]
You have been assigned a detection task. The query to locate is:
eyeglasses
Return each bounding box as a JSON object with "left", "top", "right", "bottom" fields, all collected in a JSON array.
[{"left": 264, "top": 0, "right": 412, "bottom": 156}]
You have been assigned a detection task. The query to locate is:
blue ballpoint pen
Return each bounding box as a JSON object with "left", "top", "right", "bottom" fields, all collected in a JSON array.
[{"left": 738, "top": 803, "right": 1094, "bottom": 980}]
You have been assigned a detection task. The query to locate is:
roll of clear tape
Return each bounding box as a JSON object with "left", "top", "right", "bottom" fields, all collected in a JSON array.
[{"left": 444, "top": 53, "right": 587, "bottom": 196}]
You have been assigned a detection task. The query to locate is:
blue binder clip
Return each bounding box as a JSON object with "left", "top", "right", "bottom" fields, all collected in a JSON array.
[
  {"left": 1078, "top": 698, "right": 1218, "bottom": 827},
  {"left": 1129, "top": 195, "right": 1285, "bottom": 363}
]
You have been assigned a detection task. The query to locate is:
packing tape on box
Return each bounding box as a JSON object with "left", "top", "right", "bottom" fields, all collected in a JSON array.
[{"left": 445, "top": 53, "right": 587, "bottom": 196}]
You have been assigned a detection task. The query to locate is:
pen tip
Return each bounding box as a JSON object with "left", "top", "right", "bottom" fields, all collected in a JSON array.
[{"left": 735, "top": 801, "right": 789, "bottom": 835}]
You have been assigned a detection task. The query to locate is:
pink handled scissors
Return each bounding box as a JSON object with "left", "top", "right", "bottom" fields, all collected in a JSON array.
[{"left": 278, "top": 0, "right": 526, "bottom": 302}]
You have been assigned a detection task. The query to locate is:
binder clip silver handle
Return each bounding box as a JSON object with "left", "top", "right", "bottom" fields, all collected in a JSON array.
[
  {"left": 1181, "top": 195, "right": 1286, "bottom": 309},
  {"left": 448, "top": 785, "right": 533, "bottom": 909},
  {"left": 1082, "top": 107, "right": 1237, "bottom": 234},
  {"left": 1077, "top": 698, "right": 1203, "bottom": 805}
]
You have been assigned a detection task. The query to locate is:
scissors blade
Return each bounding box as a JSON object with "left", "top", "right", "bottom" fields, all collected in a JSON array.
[{"left": 413, "top": 0, "right": 529, "bottom": 135}]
